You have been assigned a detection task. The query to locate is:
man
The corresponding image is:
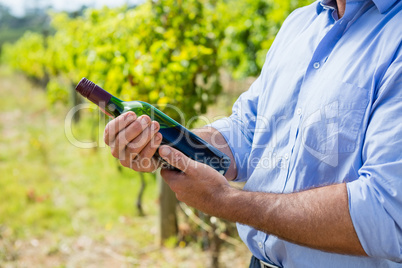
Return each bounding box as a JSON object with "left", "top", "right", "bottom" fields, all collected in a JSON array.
[{"left": 104, "top": 0, "right": 402, "bottom": 267}]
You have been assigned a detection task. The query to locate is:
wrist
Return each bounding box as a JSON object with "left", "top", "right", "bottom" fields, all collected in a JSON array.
[
  {"left": 209, "top": 184, "right": 242, "bottom": 221},
  {"left": 212, "top": 188, "right": 273, "bottom": 229}
]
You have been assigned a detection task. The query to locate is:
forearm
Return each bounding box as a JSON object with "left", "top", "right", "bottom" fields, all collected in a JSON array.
[
  {"left": 158, "top": 138, "right": 367, "bottom": 256},
  {"left": 192, "top": 126, "right": 237, "bottom": 181},
  {"left": 216, "top": 183, "right": 367, "bottom": 256}
]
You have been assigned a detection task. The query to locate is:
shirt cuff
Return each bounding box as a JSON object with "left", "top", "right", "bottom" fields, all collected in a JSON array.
[
  {"left": 208, "top": 117, "right": 252, "bottom": 182},
  {"left": 347, "top": 178, "right": 402, "bottom": 262}
]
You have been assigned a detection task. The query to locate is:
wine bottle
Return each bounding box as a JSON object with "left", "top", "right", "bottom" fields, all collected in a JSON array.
[{"left": 75, "top": 78, "right": 231, "bottom": 175}]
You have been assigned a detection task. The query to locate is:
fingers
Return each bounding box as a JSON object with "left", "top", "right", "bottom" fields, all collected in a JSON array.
[
  {"left": 158, "top": 145, "right": 195, "bottom": 174},
  {"left": 104, "top": 111, "right": 167, "bottom": 173},
  {"left": 104, "top": 112, "right": 137, "bottom": 145},
  {"left": 139, "top": 133, "right": 163, "bottom": 160},
  {"left": 121, "top": 124, "right": 160, "bottom": 167},
  {"left": 160, "top": 167, "right": 183, "bottom": 191},
  {"left": 129, "top": 133, "right": 163, "bottom": 172},
  {"left": 112, "top": 116, "right": 155, "bottom": 158}
]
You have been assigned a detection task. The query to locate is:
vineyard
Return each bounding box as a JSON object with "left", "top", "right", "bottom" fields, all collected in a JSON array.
[
  {"left": 0, "top": 0, "right": 313, "bottom": 267},
  {"left": 2, "top": 0, "right": 312, "bottom": 121}
]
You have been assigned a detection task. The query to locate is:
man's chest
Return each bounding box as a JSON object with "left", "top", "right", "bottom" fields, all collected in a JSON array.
[{"left": 245, "top": 6, "right": 401, "bottom": 192}]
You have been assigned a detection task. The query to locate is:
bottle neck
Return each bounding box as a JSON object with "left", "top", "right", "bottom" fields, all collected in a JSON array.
[
  {"left": 75, "top": 78, "right": 124, "bottom": 118},
  {"left": 103, "top": 96, "right": 125, "bottom": 118}
]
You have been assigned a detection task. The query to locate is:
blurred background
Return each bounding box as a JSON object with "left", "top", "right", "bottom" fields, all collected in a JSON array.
[{"left": 0, "top": 0, "right": 312, "bottom": 267}]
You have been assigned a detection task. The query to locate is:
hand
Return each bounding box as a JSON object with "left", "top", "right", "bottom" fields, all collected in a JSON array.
[
  {"left": 159, "top": 145, "right": 234, "bottom": 216},
  {"left": 104, "top": 111, "right": 163, "bottom": 172}
]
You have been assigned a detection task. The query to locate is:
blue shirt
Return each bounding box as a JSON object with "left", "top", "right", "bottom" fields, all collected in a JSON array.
[{"left": 210, "top": 0, "right": 402, "bottom": 267}]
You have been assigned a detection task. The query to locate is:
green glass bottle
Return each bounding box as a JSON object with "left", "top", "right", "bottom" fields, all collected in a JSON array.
[{"left": 76, "top": 78, "right": 230, "bottom": 175}]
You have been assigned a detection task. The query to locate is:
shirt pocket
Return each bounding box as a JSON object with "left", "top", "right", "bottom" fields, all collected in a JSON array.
[{"left": 301, "top": 82, "right": 369, "bottom": 156}]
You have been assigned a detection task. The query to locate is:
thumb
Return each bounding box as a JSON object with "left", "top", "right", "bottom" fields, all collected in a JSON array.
[{"left": 159, "top": 145, "right": 195, "bottom": 173}]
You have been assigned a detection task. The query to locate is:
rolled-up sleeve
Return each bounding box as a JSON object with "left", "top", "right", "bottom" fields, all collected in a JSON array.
[
  {"left": 347, "top": 57, "right": 402, "bottom": 262},
  {"left": 209, "top": 73, "right": 264, "bottom": 182}
]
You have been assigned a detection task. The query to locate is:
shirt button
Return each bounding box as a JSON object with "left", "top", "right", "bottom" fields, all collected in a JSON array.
[
  {"left": 284, "top": 153, "right": 289, "bottom": 160},
  {"left": 313, "top": 62, "right": 320, "bottom": 69},
  {"left": 296, "top": 108, "right": 302, "bottom": 115},
  {"left": 258, "top": 242, "right": 263, "bottom": 249}
]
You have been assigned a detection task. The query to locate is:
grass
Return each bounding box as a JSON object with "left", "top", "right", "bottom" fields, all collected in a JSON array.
[{"left": 0, "top": 66, "right": 250, "bottom": 267}]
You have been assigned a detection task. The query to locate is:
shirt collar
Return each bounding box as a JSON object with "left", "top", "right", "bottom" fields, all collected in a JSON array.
[
  {"left": 372, "top": 0, "right": 398, "bottom": 13},
  {"left": 316, "top": 0, "right": 398, "bottom": 15}
]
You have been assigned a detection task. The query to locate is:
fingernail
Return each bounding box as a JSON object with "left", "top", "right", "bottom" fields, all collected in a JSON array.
[
  {"left": 125, "top": 113, "right": 135, "bottom": 121},
  {"left": 139, "top": 116, "right": 149, "bottom": 126},
  {"left": 155, "top": 135, "right": 162, "bottom": 141},
  {"left": 151, "top": 122, "right": 158, "bottom": 131},
  {"left": 160, "top": 146, "right": 171, "bottom": 157}
]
